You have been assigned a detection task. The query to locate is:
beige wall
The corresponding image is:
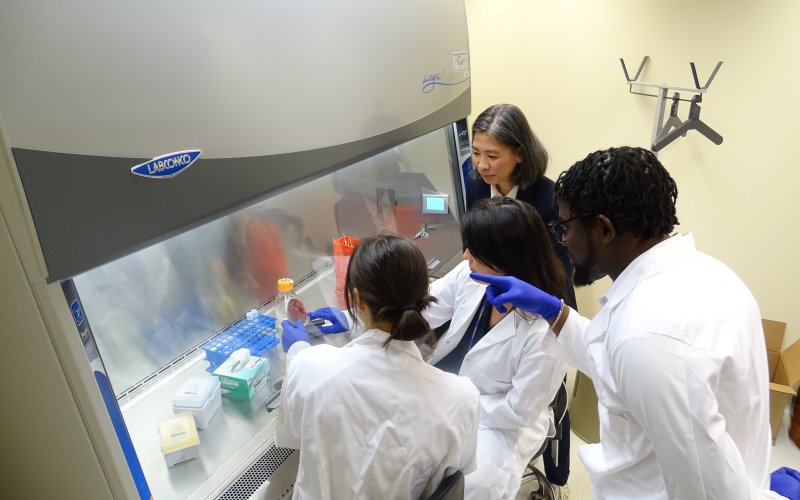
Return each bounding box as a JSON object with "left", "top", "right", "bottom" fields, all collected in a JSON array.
[{"left": 465, "top": 0, "right": 800, "bottom": 348}]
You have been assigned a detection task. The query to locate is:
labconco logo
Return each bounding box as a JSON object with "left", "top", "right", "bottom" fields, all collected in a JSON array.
[{"left": 130, "top": 150, "right": 202, "bottom": 179}]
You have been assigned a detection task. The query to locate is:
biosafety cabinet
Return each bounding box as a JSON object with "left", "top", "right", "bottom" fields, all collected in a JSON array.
[{"left": 0, "top": 1, "right": 471, "bottom": 498}]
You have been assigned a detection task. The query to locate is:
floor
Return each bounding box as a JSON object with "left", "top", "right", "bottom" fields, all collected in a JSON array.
[{"left": 516, "top": 369, "right": 800, "bottom": 499}]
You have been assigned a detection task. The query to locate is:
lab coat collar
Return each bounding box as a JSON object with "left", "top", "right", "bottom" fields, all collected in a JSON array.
[
  {"left": 466, "top": 308, "right": 529, "bottom": 355},
  {"left": 444, "top": 278, "right": 488, "bottom": 342},
  {"left": 349, "top": 328, "right": 425, "bottom": 362},
  {"left": 490, "top": 183, "right": 520, "bottom": 200},
  {"left": 601, "top": 233, "right": 696, "bottom": 309}
]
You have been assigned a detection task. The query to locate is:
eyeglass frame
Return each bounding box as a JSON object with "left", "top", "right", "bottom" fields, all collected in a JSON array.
[{"left": 547, "top": 214, "right": 592, "bottom": 243}]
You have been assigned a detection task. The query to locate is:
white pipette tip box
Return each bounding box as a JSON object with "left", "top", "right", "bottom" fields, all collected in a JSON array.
[{"left": 172, "top": 377, "right": 222, "bottom": 430}]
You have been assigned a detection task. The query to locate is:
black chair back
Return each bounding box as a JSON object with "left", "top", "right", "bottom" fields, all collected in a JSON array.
[{"left": 424, "top": 470, "right": 464, "bottom": 500}]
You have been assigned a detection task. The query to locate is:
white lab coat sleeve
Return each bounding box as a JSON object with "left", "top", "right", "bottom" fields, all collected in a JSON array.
[
  {"left": 275, "top": 348, "right": 309, "bottom": 450},
  {"left": 550, "top": 309, "right": 595, "bottom": 376},
  {"left": 425, "top": 267, "right": 460, "bottom": 329},
  {"left": 478, "top": 333, "right": 567, "bottom": 430},
  {"left": 611, "top": 334, "right": 757, "bottom": 500},
  {"left": 285, "top": 340, "right": 310, "bottom": 366}
]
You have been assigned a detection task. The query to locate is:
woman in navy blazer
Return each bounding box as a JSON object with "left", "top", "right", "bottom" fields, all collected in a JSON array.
[
  {"left": 462, "top": 103, "right": 574, "bottom": 492},
  {"left": 463, "top": 104, "right": 574, "bottom": 307}
]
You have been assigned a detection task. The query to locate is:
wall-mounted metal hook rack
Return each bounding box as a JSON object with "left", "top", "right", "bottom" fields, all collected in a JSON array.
[
  {"left": 620, "top": 56, "right": 724, "bottom": 155},
  {"left": 652, "top": 94, "right": 723, "bottom": 152}
]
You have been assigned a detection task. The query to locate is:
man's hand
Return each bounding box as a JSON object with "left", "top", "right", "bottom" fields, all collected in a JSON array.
[
  {"left": 470, "top": 272, "right": 561, "bottom": 319},
  {"left": 771, "top": 467, "right": 800, "bottom": 500}
]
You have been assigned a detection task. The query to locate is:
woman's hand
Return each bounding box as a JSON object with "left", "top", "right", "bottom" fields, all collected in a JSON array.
[
  {"left": 308, "top": 307, "right": 349, "bottom": 334},
  {"left": 281, "top": 320, "right": 310, "bottom": 352}
]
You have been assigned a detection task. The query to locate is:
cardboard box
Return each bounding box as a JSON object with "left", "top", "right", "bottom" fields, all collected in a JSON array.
[{"left": 763, "top": 319, "right": 800, "bottom": 444}]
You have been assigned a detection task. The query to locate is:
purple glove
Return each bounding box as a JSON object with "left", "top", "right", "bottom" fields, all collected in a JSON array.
[
  {"left": 308, "top": 307, "right": 349, "bottom": 334},
  {"left": 470, "top": 272, "right": 562, "bottom": 319},
  {"left": 281, "top": 319, "right": 310, "bottom": 352},
  {"left": 772, "top": 467, "right": 800, "bottom": 500}
]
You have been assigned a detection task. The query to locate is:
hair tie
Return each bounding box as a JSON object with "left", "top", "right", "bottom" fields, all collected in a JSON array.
[{"left": 401, "top": 305, "right": 417, "bottom": 313}]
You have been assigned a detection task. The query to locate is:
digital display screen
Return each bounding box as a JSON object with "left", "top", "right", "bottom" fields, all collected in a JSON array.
[
  {"left": 426, "top": 196, "right": 446, "bottom": 212},
  {"left": 422, "top": 193, "right": 449, "bottom": 214}
]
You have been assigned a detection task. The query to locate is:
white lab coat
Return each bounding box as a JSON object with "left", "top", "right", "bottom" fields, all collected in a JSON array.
[
  {"left": 554, "top": 233, "right": 782, "bottom": 500},
  {"left": 425, "top": 261, "right": 567, "bottom": 499},
  {"left": 276, "top": 328, "right": 481, "bottom": 500}
]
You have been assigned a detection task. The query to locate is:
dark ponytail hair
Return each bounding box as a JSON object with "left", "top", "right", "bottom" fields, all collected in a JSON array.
[{"left": 344, "top": 234, "right": 437, "bottom": 346}]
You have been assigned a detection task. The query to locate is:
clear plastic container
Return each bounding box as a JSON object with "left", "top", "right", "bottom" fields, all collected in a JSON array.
[
  {"left": 172, "top": 377, "right": 222, "bottom": 430},
  {"left": 275, "top": 278, "right": 308, "bottom": 325}
]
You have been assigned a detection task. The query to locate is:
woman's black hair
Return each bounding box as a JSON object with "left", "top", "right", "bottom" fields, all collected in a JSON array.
[
  {"left": 462, "top": 197, "right": 566, "bottom": 304},
  {"left": 470, "top": 103, "right": 548, "bottom": 189},
  {"left": 344, "top": 234, "right": 437, "bottom": 346},
  {"left": 554, "top": 146, "right": 679, "bottom": 240}
]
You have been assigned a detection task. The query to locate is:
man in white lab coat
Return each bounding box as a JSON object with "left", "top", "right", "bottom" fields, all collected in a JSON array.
[{"left": 473, "top": 147, "right": 782, "bottom": 499}]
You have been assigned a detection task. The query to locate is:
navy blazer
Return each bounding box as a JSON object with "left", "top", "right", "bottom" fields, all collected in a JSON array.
[{"left": 462, "top": 157, "right": 577, "bottom": 308}]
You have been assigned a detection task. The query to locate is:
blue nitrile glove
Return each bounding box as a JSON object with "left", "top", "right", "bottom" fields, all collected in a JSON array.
[
  {"left": 772, "top": 467, "right": 800, "bottom": 500},
  {"left": 308, "top": 307, "right": 349, "bottom": 334},
  {"left": 470, "top": 272, "right": 562, "bottom": 318},
  {"left": 281, "top": 319, "right": 310, "bottom": 352}
]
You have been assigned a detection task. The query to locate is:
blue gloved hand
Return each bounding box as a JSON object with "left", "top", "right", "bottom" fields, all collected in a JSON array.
[
  {"left": 772, "top": 467, "right": 800, "bottom": 500},
  {"left": 281, "top": 319, "right": 310, "bottom": 352},
  {"left": 308, "top": 306, "right": 349, "bottom": 334},
  {"left": 470, "top": 272, "right": 562, "bottom": 318}
]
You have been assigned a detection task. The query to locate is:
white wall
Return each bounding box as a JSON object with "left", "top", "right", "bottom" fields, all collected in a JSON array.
[{"left": 465, "top": 0, "right": 800, "bottom": 347}]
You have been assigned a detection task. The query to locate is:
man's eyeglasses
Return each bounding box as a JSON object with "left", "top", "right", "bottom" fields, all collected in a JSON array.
[{"left": 548, "top": 214, "right": 589, "bottom": 242}]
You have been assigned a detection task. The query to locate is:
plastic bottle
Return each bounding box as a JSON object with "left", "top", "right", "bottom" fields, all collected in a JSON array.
[{"left": 275, "top": 278, "right": 309, "bottom": 325}]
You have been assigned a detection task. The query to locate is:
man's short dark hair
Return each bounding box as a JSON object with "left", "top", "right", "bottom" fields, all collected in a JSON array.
[{"left": 555, "top": 146, "right": 679, "bottom": 240}]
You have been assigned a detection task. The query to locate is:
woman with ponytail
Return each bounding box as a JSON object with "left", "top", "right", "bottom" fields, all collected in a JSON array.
[{"left": 277, "top": 234, "right": 480, "bottom": 500}]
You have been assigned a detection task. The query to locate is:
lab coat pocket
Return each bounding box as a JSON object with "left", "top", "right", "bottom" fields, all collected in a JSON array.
[{"left": 601, "top": 412, "right": 634, "bottom": 471}]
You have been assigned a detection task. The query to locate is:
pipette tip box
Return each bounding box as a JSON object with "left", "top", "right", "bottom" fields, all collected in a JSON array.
[
  {"left": 172, "top": 377, "right": 221, "bottom": 430},
  {"left": 159, "top": 412, "right": 200, "bottom": 467}
]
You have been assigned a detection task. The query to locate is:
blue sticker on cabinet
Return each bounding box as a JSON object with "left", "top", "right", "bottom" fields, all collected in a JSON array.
[{"left": 130, "top": 150, "right": 201, "bottom": 179}]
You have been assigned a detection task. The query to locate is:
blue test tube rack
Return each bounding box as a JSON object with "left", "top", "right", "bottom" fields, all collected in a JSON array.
[{"left": 202, "top": 314, "right": 280, "bottom": 372}]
